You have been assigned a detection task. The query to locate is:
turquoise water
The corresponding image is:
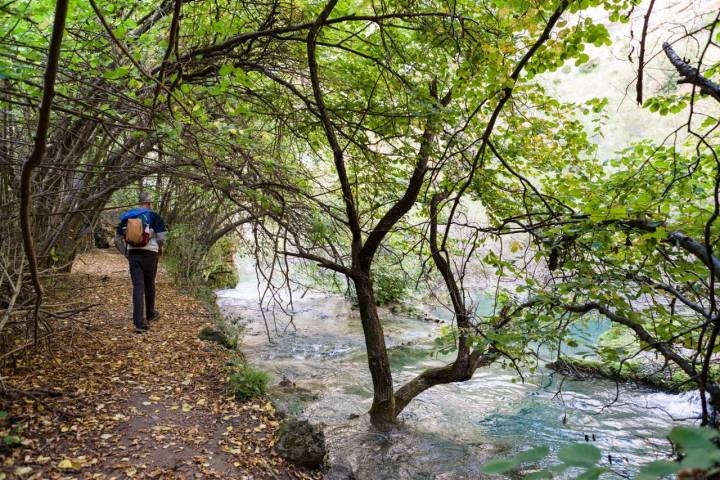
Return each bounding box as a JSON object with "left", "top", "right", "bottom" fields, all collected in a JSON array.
[{"left": 216, "top": 262, "right": 698, "bottom": 479}]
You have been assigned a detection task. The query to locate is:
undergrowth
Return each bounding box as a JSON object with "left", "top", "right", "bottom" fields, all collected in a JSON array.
[
  {"left": 227, "top": 358, "right": 270, "bottom": 400},
  {"left": 164, "top": 225, "right": 239, "bottom": 289}
]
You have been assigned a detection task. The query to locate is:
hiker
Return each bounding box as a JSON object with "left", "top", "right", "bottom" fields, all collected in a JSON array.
[{"left": 115, "top": 192, "right": 167, "bottom": 333}]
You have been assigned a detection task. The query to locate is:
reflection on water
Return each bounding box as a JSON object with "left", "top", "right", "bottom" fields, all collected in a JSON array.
[{"left": 216, "top": 261, "right": 699, "bottom": 479}]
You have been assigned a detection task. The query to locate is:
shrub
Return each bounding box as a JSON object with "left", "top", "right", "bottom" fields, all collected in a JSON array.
[
  {"left": 227, "top": 360, "right": 270, "bottom": 400},
  {"left": 372, "top": 265, "right": 409, "bottom": 306},
  {"left": 163, "top": 223, "right": 206, "bottom": 286},
  {"left": 204, "top": 236, "right": 239, "bottom": 289}
]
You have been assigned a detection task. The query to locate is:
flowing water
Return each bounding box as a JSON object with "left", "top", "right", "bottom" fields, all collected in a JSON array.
[{"left": 216, "top": 261, "right": 699, "bottom": 479}]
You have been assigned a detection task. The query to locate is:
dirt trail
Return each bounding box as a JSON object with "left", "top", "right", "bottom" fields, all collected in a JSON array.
[{"left": 0, "top": 250, "right": 318, "bottom": 479}]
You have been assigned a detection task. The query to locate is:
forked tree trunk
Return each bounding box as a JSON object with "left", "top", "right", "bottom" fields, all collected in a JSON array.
[
  {"left": 393, "top": 192, "right": 496, "bottom": 416},
  {"left": 300, "top": 0, "right": 569, "bottom": 424}
]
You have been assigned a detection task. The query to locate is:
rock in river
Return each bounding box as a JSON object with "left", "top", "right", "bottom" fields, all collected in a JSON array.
[{"left": 275, "top": 419, "right": 326, "bottom": 469}]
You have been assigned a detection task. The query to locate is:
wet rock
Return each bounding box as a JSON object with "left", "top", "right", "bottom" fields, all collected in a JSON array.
[
  {"left": 279, "top": 376, "right": 296, "bottom": 388},
  {"left": 275, "top": 419, "right": 326, "bottom": 469},
  {"left": 198, "top": 326, "right": 232, "bottom": 348},
  {"left": 271, "top": 378, "right": 319, "bottom": 418},
  {"left": 324, "top": 463, "right": 355, "bottom": 480}
]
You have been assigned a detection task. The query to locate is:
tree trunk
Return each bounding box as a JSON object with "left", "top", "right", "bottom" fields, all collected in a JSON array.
[
  {"left": 354, "top": 271, "right": 396, "bottom": 424},
  {"left": 708, "top": 385, "right": 720, "bottom": 427},
  {"left": 18, "top": 0, "right": 70, "bottom": 330}
]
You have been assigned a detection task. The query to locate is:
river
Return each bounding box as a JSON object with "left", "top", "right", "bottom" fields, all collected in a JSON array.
[{"left": 216, "top": 260, "right": 699, "bottom": 479}]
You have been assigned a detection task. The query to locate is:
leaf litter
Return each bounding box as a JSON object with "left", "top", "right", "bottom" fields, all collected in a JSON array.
[{"left": 0, "top": 250, "right": 321, "bottom": 479}]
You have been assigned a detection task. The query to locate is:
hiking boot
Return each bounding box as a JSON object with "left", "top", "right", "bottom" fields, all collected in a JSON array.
[
  {"left": 148, "top": 310, "right": 160, "bottom": 322},
  {"left": 134, "top": 323, "right": 149, "bottom": 333}
]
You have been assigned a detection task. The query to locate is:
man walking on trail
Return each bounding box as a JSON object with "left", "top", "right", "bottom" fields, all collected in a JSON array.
[{"left": 115, "top": 192, "right": 167, "bottom": 333}]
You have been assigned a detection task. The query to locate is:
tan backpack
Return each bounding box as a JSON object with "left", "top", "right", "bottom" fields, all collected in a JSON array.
[{"left": 125, "top": 216, "right": 150, "bottom": 247}]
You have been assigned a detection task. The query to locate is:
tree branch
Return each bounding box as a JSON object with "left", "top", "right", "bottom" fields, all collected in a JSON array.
[
  {"left": 663, "top": 41, "right": 720, "bottom": 103},
  {"left": 636, "top": 0, "right": 656, "bottom": 105},
  {"left": 279, "top": 250, "right": 352, "bottom": 277},
  {"left": 19, "top": 0, "right": 70, "bottom": 334},
  {"left": 360, "top": 82, "right": 451, "bottom": 268},
  {"left": 561, "top": 302, "right": 696, "bottom": 378},
  {"left": 667, "top": 230, "right": 720, "bottom": 281},
  {"left": 306, "top": 0, "right": 364, "bottom": 256}
]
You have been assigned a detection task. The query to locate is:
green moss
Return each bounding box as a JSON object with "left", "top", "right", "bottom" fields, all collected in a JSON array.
[
  {"left": 597, "top": 326, "right": 637, "bottom": 351},
  {"left": 164, "top": 224, "right": 239, "bottom": 289},
  {"left": 594, "top": 326, "right": 639, "bottom": 364},
  {"left": 199, "top": 325, "right": 240, "bottom": 349},
  {"left": 207, "top": 269, "right": 239, "bottom": 289},
  {"left": 204, "top": 236, "right": 239, "bottom": 289},
  {"left": 547, "top": 356, "right": 694, "bottom": 393}
]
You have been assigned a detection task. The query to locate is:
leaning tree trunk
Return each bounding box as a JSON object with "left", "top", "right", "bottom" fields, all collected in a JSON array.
[
  {"left": 393, "top": 192, "right": 497, "bottom": 416},
  {"left": 302, "top": 0, "right": 543, "bottom": 424}
]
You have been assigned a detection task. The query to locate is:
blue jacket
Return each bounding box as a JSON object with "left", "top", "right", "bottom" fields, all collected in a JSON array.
[{"left": 116, "top": 208, "right": 167, "bottom": 253}]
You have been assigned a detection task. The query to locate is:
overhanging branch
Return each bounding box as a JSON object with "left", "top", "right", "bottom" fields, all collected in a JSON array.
[{"left": 663, "top": 42, "right": 720, "bottom": 103}]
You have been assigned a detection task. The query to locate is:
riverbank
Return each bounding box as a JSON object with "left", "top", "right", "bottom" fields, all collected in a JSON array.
[
  {"left": 547, "top": 356, "right": 694, "bottom": 394},
  {"left": 0, "top": 249, "right": 320, "bottom": 479},
  {"left": 217, "top": 258, "right": 701, "bottom": 479}
]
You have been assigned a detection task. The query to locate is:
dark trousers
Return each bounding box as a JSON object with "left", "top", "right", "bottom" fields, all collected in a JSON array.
[{"left": 128, "top": 250, "right": 158, "bottom": 327}]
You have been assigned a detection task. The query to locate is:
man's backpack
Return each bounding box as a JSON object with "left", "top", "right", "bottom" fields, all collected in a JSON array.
[{"left": 124, "top": 214, "right": 150, "bottom": 247}]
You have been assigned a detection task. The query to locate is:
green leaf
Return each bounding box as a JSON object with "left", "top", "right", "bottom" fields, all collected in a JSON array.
[
  {"left": 575, "top": 53, "right": 590, "bottom": 66},
  {"left": 480, "top": 459, "right": 519, "bottom": 474},
  {"left": 608, "top": 206, "right": 626, "bottom": 218},
  {"left": 669, "top": 426, "right": 718, "bottom": 451},
  {"left": 515, "top": 445, "right": 550, "bottom": 463},
  {"left": 557, "top": 444, "right": 601, "bottom": 467},
  {"left": 103, "top": 66, "right": 129, "bottom": 80},
  {"left": 574, "top": 467, "right": 607, "bottom": 480},
  {"left": 680, "top": 449, "right": 719, "bottom": 470},
  {"left": 637, "top": 460, "right": 681, "bottom": 479},
  {"left": 219, "top": 64, "right": 234, "bottom": 76},
  {"left": 0, "top": 411, "right": 7, "bottom": 419}
]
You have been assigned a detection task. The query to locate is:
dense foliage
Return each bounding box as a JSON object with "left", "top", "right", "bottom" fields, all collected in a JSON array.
[{"left": 2, "top": 0, "right": 720, "bottom": 475}]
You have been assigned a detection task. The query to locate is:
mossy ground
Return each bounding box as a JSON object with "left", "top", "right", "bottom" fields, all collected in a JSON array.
[{"left": 547, "top": 356, "right": 693, "bottom": 393}]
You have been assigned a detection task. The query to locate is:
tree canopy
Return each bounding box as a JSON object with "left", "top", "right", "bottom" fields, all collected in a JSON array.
[{"left": 2, "top": 0, "right": 720, "bottom": 470}]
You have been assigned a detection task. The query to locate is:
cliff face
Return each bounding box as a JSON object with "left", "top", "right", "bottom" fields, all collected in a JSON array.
[{"left": 93, "top": 209, "right": 122, "bottom": 250}]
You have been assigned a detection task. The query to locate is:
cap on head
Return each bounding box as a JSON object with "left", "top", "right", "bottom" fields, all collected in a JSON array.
[{"left": 138, "top": 191, "right": 152, "bottom": 205}]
